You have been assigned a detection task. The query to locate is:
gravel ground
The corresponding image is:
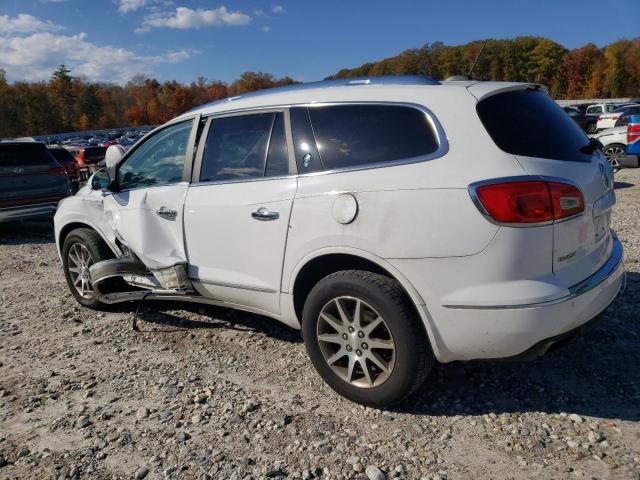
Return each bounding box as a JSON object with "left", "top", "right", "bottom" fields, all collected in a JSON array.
[{"left": 1, "top": 170, "right": 639, "bottom": 480}]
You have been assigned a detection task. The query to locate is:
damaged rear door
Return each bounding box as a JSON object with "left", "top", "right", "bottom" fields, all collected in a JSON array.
[{"left": 102, "top": 116, "right": 201, "bottom": 274}]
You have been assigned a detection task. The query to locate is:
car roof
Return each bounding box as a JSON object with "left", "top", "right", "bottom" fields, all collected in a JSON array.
[{"left": 177, "top": 75, "right": 531, "bottom": 120}]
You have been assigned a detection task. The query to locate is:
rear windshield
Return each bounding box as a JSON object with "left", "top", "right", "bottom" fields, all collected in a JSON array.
[
  {"left": 477, "top": 90, "right": 592, "bottom": 163},
  {"left": 48, "top": 148, "right": 75, "bottom": 164},
  {"left": 85, "top": 147, "right": 106, "bottom": 158},
  {"left": 0, "top": 143, "right": 55, "bottom": 167}
]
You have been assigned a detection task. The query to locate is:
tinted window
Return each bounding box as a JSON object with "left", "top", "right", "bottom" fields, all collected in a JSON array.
[
  {"left": 290, "top": 108, "right": 323, "bottom": 173},
  {"left": 477, "top": 90, "right": 592, "bottom": 163},
  {"left": 307, "top": 105, "right": 439, "bottom": 170},
  {"left": 118, "top": 120, "right": 192, "bottom": 190},
  {"left": 49, "top": 148, "right": 76, "bottom": 165},
  {"left": 0, "top": 144, "right": 54, "bottom": 167},
  {"left": 200, "top": 113, "right": 274, "bottom": 182},
  {"left": 265, "top": 112, "right": 289, "bottom": 177},
  {"left": 587, "top": 106, "right": 602, "bottom": 114}
]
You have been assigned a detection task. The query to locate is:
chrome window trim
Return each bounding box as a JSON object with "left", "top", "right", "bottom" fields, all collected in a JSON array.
[
  {"left": 187, "top": 101, "right": 448, "bottom": 187},
  {"left": 468, "top": 175, "right": 585, "bottom": 228}
]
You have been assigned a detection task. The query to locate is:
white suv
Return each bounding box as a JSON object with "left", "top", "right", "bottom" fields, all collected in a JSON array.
[{"left": 54, "top": 76, "right": 624, "bottom": 406}]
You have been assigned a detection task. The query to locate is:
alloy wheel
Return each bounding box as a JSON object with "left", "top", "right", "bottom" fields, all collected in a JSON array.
[
  {"left": 604, "top": 145, "right": 625, "bottom": 169},
  {"left": 67, "top": 243, "right": 94, "bottom": 298},
  {"left": 316, "top": 296, "right": 396, "bottom": 388}
]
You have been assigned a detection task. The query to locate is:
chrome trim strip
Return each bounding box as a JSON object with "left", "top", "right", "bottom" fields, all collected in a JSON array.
[
  {"left": 443, "top": 238, "right": 624, "bottom": 310},
  {"left": 192, "top": 278, "right": 278, "bottom": 294},
  {"left": 468, "top": 175, "right": 585, "bottom": 228}
]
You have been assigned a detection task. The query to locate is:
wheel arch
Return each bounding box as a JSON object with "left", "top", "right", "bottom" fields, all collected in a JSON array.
[
  {"left": 58, "top": 221, "right": 120, "bottom": 258},
  {"left": 287, "top": 248, "right": 441, "bottom": 359}
]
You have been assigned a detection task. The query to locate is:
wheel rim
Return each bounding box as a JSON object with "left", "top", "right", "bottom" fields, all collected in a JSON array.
[
  {"left": 317, "top": 296, "right": 396, "bottom": 388},
  {"left": 604, "top": 145, "right": 624, "bottom": 168},
  {"left": 67, "top": 243, "right": 94, "bottom": 299}
]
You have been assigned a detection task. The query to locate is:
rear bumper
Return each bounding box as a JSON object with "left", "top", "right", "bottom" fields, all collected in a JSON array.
[
  {"left": 0, "top": 203, "right": 58, "bottom": 223},
  {"left": 424, "top": 237, "right": 624, "bottom": 362},
  {"left": 620, "top": 154, "right": 639, "bottom": 168}
]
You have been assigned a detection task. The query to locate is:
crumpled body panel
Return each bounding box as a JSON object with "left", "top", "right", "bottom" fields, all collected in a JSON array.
[{"left": 102, "top": 184, "right": 189, "bottom": 270}]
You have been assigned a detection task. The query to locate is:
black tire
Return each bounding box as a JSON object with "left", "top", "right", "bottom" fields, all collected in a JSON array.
[
  {"left": 62, "top": 228, "right": 114, "bottom": 309},
  {"left": 586, "top": 122, "right": 597, "bottom": 134},
  {"left": 302, "top": 270, "right": 434, "bottom": 406},
  {"left": 603, "top": 143, "right": 626, "bottom": 171}
]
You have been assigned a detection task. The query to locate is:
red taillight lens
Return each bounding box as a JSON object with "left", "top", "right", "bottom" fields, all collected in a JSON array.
[
  {"left": 474, "top": 180, "right": 584, "bottom": 224},
  {"left": 612, "top": 116, "right": 619, "bottom": 120},
  {"left": 628, "top": 123, "right": 640, "bottom": 144},
  {"left": 548, "top": 181, "right": 584, "bottom": 220}
]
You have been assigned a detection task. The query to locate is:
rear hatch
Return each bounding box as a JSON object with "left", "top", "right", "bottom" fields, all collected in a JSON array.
[
  {"left": 0, "top": 143, "right": 70, "bottom": 208},
  {"left": 473, "top": 86, "right": 615, "bottom": 287}
]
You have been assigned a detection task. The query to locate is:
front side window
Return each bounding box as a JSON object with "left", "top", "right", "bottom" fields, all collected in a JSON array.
[
  {"left": 118, "top": 120, "right": 192, "bottom": 190},
  {"left": 199, "top": 112, "right": 289, "bottom": 182},
  {"left": 303, "top": 104, "right": 439, "bottom": 170}
]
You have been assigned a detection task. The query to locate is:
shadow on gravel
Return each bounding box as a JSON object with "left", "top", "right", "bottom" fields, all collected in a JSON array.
[
  {"left": 398, "top": 271, "right": 640, "bottom": 421},
  {"left": 0, "top": 219, "right": 54, "bottom": 245},
  {"left": 614, "top": 181, "right": 634, "bottom": 190},
  {"left": 129, "top": 301, "right": 302, "bottom": 344}
]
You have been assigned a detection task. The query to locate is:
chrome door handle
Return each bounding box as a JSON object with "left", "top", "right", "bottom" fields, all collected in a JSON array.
[
  {"left": 156, "top": 206, "right": 177, "bottom": 220},
  {"left": 251, "top": 207, "right": 279, "bottom": 221}
]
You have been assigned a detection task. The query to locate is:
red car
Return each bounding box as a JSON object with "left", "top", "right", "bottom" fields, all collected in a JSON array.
[{"left": 65, "top": 146, "right": 106, "bottom": 168}]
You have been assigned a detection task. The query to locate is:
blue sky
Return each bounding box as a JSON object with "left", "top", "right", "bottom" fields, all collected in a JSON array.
[{"left": 1, "top": 0, "right": 639, "bottom": 84}]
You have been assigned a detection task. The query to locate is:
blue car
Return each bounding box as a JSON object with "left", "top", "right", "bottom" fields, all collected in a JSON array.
[{"left": 625, "top": 114, "right": 640, "bottom": 167}]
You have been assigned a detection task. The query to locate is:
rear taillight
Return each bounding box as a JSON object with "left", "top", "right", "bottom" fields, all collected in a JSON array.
[
  {"left": 628, "top": 123, "right": 640, "bottom": 144},
  {"left": 472, "top": 179, "right": 584, "bottom": 225},
  {"left": 611, "top": 115, "right": 619, "bottom": 121},
  {"left": 47, "top": 166, "right": 66, "bottom": 175}
]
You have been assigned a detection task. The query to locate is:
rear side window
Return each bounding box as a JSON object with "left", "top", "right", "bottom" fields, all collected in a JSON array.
[
  {"left": 200, "top": 112, "right": 289, "bottom": 182},
  {"left": 48, "top": 148, "right": 75, "bottom": 165},
  {"left": 304, "top": 105, "right": 439, "bottom": 170},
  {"left": 0, "top": 144, "right": 55, "bottom": 173},
  {"left": 477, "top": 90, "right": 592, "bottom": 163}
]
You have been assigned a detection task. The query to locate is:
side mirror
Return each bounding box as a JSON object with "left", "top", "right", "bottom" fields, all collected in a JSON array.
[
  {"left": 105, "top": 145, "right": 125, "bottom": 187},
  {"left": 90, "top": 168, "right": 110, "bottom": 190}
]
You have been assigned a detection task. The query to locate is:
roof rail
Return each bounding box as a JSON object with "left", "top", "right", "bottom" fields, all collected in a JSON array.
[{"left": 188, "top": 75, "right": 440, "bottom": 113}]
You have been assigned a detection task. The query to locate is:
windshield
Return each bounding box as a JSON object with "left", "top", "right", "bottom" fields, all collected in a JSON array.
[{"left": 477, "top": 89, "right": 592, "bottom": 163}]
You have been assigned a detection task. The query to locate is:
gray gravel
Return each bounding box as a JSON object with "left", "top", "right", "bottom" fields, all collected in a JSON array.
[{"left": 1, "top": 169, "right": 640, "bottom": 480}]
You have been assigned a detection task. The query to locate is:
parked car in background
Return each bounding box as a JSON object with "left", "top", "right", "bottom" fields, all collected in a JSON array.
[
  {"left": 596, "top": 104, "right": 640, "bottom": 131},
  {"left": 65, "top": 146, "right": 106, "bottom": 168},
  {"left": 55, "top": 77, "right": 623, "bottom": 406},
  {"left": 626, "top": 115, "right": 640, "bottom": 168},
  {"left": 48, "top": 146, "right": 80, "bottom": 193},
  {"left": 0, "top": 142, "right": 71, "bottom": 223},
  {"left": 585, "top": 103, "right": 621, "bottom": 116},
  {"left": 562, "top": 106, "right": 597, "bottom": 133},
  {"left": 592, "top": 125, "right": 640, "bottom": 169},
  {"left": 614, "top": 108, "right": 640, "bottom": 128}
]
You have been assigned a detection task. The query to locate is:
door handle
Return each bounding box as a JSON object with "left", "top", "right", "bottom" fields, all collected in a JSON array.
[
  {"left": 156, "top": 206, "right": 178, "bottom": 220},
  {"left": 251, "top": 207, "right": 279, "bottom": 221}
]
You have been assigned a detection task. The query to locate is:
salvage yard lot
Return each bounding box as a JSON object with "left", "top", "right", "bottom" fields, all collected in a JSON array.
[{"left": 1, "top": 171, "right": 639, "bottom": 480}]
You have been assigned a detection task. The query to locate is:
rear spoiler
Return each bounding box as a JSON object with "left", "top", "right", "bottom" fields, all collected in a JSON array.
[{"left": 466, "top": 82, "right": 548, "bottom": 102}]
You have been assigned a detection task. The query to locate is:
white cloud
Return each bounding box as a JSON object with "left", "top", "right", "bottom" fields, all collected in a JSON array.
[
  {"left": 115, "top": 0, "right": 150, "bottom": 13},
  {"left": 137, "top": 6, "right": 251, "bottom": 32},
  {"left": 262, "top": 26, "right": 271, "bottom": 33},
  {"left": 0, "top": 13, "right": 63, "bottom": 35},
  {"left": 271, "top": 4, "right": 284, "bottom": 14},
  {"left": 0, "top": 31, "right": 195, "bottom": 83}
]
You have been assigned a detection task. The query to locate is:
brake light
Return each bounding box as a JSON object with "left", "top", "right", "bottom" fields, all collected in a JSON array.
[
  {"left": 473, "top": 180, "right": 584, "bottom": 225},
  {"left": 628, "top": 123, "right": 640, "bottom": 144},
  {"left": 612, "top": 116, "right": 619, "bottom": 120}
]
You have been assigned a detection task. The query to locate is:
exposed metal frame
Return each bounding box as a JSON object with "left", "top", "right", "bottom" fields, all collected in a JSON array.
[{"left": 468, "top": 175, "right": 586, "bottom": 228}]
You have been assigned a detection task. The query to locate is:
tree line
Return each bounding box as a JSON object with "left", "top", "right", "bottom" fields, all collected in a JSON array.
[{"left": 1, "top": 36, "right": 639, "bottom": 138}]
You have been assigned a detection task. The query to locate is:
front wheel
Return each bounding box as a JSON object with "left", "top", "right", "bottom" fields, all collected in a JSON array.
[
  {"left": 62, "top": 228, "right": 113, "bottom": 309},
  {"left": 302, "top": 270, "right": 434, "bottom": 406}
]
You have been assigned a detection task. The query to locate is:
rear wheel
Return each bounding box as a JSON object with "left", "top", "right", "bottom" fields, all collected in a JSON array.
[
  {"left": 62, "top": 228, "right": 113, "bottom": 309},
  {"left": 302, "top": 270, "right": 434, "bottom": 406},
  {"left": 603, "top": 143, "right": 625, "bottom": 170}
]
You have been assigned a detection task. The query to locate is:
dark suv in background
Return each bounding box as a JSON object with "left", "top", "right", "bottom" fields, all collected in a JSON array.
[{"left": 0, "top": 142, "right": 71, "bottom": 223}]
